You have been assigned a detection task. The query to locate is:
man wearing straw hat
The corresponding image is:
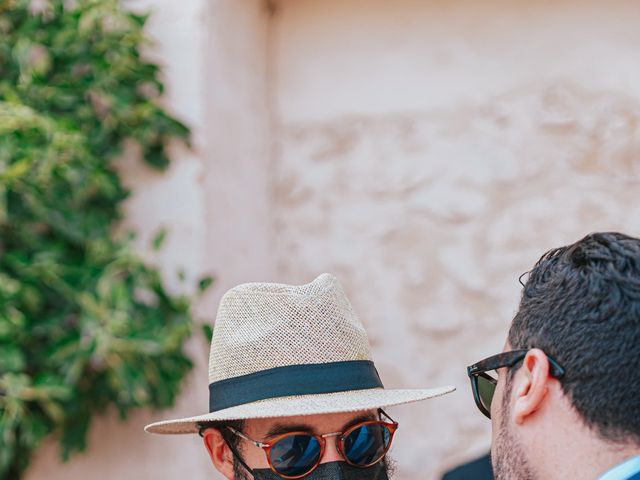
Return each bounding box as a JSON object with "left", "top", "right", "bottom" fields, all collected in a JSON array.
[{"left": 146, "top": 273, "right": 455, "bottom": 479}]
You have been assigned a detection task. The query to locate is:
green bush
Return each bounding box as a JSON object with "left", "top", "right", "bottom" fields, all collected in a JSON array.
[{"left": 0, "top": 1, "right": 198, "bottom": 478}]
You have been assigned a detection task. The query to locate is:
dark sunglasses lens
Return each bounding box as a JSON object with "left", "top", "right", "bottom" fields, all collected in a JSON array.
[
  {"left": 343, "top": 424, "right": 391, "bottom": 466},
  {"left": 477, "top": 374, "right": 497, "bottom": 414},
  {"left": 269, "top": 434, "right": 321, "bottom": 477}
]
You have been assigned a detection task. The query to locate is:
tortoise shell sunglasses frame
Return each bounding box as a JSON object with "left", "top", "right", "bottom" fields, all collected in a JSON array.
[{"left": 201, "top": 409, "right": 398, "bottom": 479}]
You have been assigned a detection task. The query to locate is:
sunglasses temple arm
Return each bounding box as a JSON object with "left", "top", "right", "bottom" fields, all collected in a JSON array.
[
  {"left": 547, "top": 357, "right": 566, "bottom": 378},
  {"left": 228, "top": 426, "right": 269, "bottom": 448},
  {"left": 379, "top": 408, "right": 397, "bottom": 424}
]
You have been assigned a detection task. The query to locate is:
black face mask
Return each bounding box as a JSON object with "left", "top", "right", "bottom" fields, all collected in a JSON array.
[{"left": 250, "top": 461, "right": 390, "bottom": 480}]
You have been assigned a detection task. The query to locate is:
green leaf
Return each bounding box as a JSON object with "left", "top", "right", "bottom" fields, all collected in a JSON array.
[
  {"left": 0, "top": 0, "right": 194, "bottom": 477},
  {"left": 201, "top": 323, "right": 213, "bottom": 343},
  {"left": 151, "top": 227, "right": 168, "bottom": 251},
  {"left": 198, "top": 275, "right": 213, "bottom": 294},
  {"left": 0, "top": 345, "right": 26, "bottom": 372}
]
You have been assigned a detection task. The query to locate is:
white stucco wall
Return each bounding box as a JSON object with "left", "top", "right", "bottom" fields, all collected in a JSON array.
[
  {"left": 270, "top": 1, "right": 640, "bottom": 479},
  {"left": 25, "top": 1, "right": 640, "bottom": 479}
]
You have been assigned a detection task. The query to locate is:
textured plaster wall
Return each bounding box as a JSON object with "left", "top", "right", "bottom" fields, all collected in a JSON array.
[
  {"left": 271, "top": 1, "right": 640, "bottom": 479},
  {"left": 23, "top": 1, "right": 640, "bottom": 480}
]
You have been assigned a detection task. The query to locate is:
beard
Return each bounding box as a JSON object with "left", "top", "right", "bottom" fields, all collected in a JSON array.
[
  {"left": 492, "top": 380, "right": 536, "bottom": 480},
  {"left": 233, "top": 458, "right": 250, "bottom": 480}
]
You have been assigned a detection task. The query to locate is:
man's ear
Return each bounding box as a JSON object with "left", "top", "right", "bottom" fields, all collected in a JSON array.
[
  {"left": 202, "top": 428, "right": 235, "bottom": 479},
  {"left": 513, "top": 348, "right": 551, "bottom": 425}
]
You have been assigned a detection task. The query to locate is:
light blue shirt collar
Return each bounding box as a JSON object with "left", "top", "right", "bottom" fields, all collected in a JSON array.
[{"left": 599, "top": 455, "right": 640, "bottom": 480}]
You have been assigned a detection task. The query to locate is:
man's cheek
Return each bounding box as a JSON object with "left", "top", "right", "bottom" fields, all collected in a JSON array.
[{"left": 491, "top": 382, "right": 503, "bottom": 422}]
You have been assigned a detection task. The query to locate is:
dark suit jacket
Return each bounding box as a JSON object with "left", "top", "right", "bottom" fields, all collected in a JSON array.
[{"left": 442, "top": 453, "right": 493, "bottom": 480}]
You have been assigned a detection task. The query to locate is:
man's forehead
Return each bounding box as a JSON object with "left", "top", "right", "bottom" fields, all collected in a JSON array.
[{"left": 245, "top": 409, "right": 379, "bottom": 438}]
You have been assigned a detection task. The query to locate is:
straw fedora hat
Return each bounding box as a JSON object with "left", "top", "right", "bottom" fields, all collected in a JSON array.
[{"left": 145, "top": 273, "right": 455, "bottom": 434}]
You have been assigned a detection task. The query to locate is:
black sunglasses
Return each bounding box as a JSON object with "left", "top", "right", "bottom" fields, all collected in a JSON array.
[{"left": 466, "top": 349, "right": 565, "bottom": 418}]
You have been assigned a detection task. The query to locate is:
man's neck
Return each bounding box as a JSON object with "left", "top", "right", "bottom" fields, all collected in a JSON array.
[
  {"left": 526, "top": 395, "right": 640, "bottom": 480},
  {"left": 536, "top": 430, "right": 640, "bottom": 480}
]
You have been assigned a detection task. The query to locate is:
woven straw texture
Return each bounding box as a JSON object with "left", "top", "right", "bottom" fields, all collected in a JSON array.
[
  {"left": 145, "top": 386, "right": 454, "bottom": 434},
  {"left": 145, "top": 273, "right": 455, "bottom": 434},
  {"left": 208, "top": 273, "right": 371, "bottom": 382}
]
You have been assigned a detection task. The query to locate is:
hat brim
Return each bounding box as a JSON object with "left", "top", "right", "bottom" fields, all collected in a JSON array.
[{"left": 144, "top": 385, "right": 455, "bottom": 435}]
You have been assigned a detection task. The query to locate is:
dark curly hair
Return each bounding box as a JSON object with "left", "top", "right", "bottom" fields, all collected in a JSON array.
[{"left": 508, "top": 232, "right": 640, "bottom": 445}]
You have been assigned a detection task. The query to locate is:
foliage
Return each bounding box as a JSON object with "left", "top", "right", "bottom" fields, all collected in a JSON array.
[{"left": 0, "top": 0, "right": 195, "bottom": 478}]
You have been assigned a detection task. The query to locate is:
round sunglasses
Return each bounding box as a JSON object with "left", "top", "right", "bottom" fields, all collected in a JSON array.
[
  {"left": 466, "top": 349, "right": 565, "bottom": 418},
  {"left": 225, "top": 409, "right": 397, "bottom": 479}
]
